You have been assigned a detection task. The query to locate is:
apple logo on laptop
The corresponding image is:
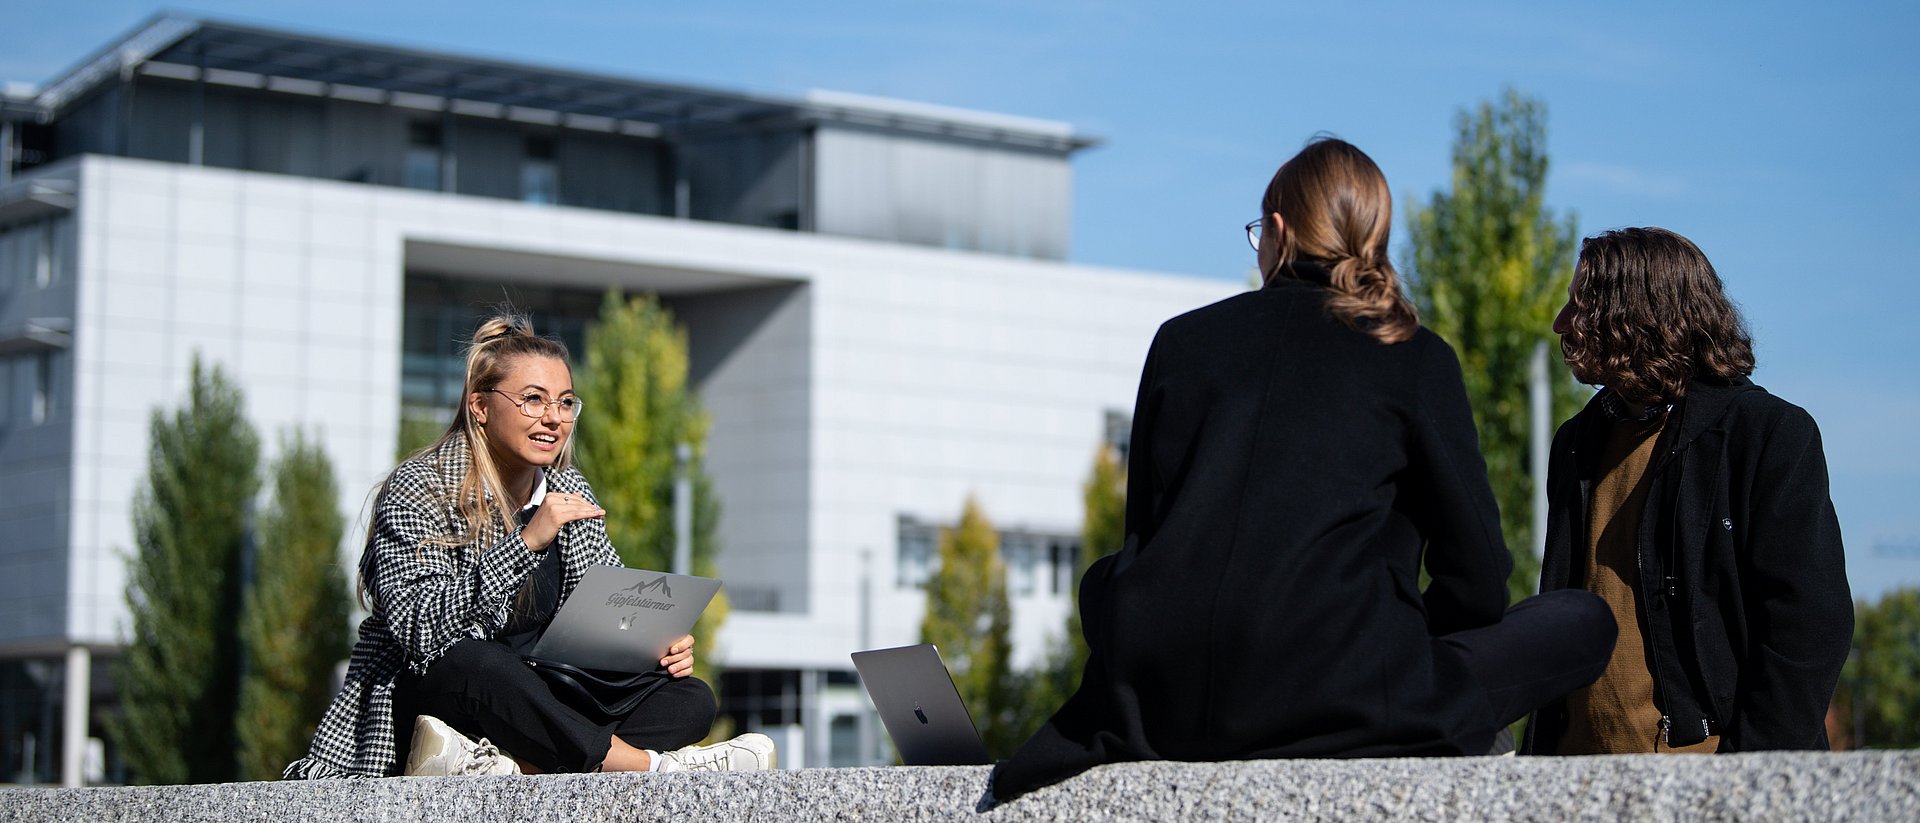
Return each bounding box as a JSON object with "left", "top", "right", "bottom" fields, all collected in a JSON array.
[
  {"left": 914, "top": 705, "right": 929, "bottom": 725},
  {"left": 619, "top": 614, "right": 636, "bottom": 631}
]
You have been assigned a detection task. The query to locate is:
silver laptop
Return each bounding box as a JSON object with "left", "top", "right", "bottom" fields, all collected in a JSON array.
[
  {"left": 851, "top": 644, "right": 991, "bottom": 766},
  {"left": 529, "top": 566, "right": 722, "bottom": 672}
]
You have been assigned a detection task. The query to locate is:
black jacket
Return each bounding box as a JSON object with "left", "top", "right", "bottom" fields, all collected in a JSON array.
[
  {"left": 1524, "top": 379, "right": 1851, "bottom": 753},
  {"left": 993, "top": 266, "right": 1513, "bottom": 800}
]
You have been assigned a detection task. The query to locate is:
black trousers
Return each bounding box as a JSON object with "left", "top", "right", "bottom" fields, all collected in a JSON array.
[
  {"left": 1439, "top": 588, "right": 1617, "bottom": 730},
  {"left": 394, "top": 639, "right": 716, "bottom": 773}
]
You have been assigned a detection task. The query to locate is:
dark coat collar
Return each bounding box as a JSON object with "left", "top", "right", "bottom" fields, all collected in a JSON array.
[
  {"left": 1666, "top": 377, "right": 1763, "bottom": 455},
  {"left": 1571, "top": 376, "right": 1764, "bottom": 474},
  {"left": 1264, "top": 259, "right": 1335, "bottom": 289}
]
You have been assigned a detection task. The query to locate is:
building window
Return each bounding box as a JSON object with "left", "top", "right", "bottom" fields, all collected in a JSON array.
[
  {"left": 828, "top": 714, "right": 861, "bottom": 767},
  {"left": 30, "top": 352, "right": 51, "bottom": 424},
  {"left": 399, "top": 274, "right": 603, "bottom": 451},
  {"left": 716, "top": 668, "right": 803, "bottom": 729},
  {"left": 1, "top": 223, "right": 31, "bottom": 291},
  {"left": 0, "top": 225, "right": 16, "bottom": 290},
  {"left": 1050, "top": 537, "right": 1080, "bottom": 596},
  {"left": 896, "top": 516, "right": 937, "bottom": 589},
  {"left": 405, "top": 122, "right": 443, "bottom": 192},
  {"left": 897, "top": 515, "right": 1079, "bottom": 597},
  {"left": 1003, "top": 531, "right": 1040, "bottom": 596},
  {"left": 1104, "top": 409, "right": 1132, "bottom": 465},
  {"left": 0, "top": 357, "right": 11, "bottom": 425},
  {"left": 46, "top": 218, "right": 73, "bottom": 287},
  {"left": 33, "top": 222, "right": 52, "bottom": 288},
  {"left": 521, "top": 136, "right": 558, "bottom": 205},
  {"left": 0, "top": 218, "right": 71, "bottom": 291}
]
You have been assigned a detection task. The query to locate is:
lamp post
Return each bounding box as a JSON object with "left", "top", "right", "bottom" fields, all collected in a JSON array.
[{"left": 673, "top": 443, "right": 691, "bottom": 576}]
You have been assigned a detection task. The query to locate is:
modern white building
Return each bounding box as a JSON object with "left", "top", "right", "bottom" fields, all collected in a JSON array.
[{"left": 0, "top": 17, "right": 1238, "bottom": 784}]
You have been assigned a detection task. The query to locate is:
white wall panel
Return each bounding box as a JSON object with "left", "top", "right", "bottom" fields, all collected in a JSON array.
[
  {"left": 813, "top": 127, "right": 1072, "bottom": 260},
  {"left": 20, "top": 155, "right": 1239, "bottom": 676}
]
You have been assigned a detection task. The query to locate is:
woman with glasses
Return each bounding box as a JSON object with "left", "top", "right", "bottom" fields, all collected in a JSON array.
[
  {"left": 990, "top": 138, "right": 1616, "bottom": 802},
  {"left": 286, "top": 309, "right": 773, "bottom": 779}
]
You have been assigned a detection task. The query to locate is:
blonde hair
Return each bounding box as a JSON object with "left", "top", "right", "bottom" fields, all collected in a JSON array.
[
  {"left": 1261, "top": 137, "right": 1419, "bottom": 344},
  {"left": 364, "top": 309, "right": 574, "bottom": 602}
]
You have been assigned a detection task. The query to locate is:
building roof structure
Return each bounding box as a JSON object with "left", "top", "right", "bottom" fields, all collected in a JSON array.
[{"left": 3, "top": 15, "right": 1097, "bottom": 153}]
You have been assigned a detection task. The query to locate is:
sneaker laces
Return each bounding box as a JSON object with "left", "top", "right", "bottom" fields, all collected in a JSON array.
[
  {"left": 456, "top": 738, "right": 512, "bottom": 775},
  {"left": 665, "top": 744, "right": 739, "bottom": 771}
]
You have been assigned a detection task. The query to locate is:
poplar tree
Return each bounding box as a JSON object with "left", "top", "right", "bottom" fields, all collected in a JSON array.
[
  {"left": 574, "top": 289, "right": 727, "bottom": 685},
  {"left": 1403, "top": 87, "right": 1585, "bottom": 603},
  {"left": 1066, "top": 444, "right": 1127, "bottom": 679},
  {"left": 112, "top": 357, "right": 260, "bottom": 784},
  {"left": 919, "top": 496, "right": 1015, "bottom": 756},
  {"left": 1008, "top": 445, "right": 1131, "bottom": 750},
  {"left": 235, "top": 430, "right": 350, "bottom": 781},
  {"left": 1841, "top": 588, "right": 1920, "bottom": 748}
]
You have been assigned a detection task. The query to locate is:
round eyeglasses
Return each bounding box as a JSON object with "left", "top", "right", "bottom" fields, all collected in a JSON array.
[
  {"left": 1245, "top": 218, "right": 1263, "bottom": 252},
  {"left": 488, "top": 389, "right": 583, "bottom": 422}
]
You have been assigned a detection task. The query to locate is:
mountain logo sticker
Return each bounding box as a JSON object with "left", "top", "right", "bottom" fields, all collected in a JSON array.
[{"left": 606, "top": 575, "right": 678, "bottom": 611}]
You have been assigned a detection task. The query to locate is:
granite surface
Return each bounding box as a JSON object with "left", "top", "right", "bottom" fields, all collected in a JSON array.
[{"left": 4, "top": 751, "right": 1915, "bottom": 822}]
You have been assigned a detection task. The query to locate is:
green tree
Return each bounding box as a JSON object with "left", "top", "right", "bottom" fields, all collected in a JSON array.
[
  {"left": 1840, "top": 587, "right": 1920, "bottom": 748},
  {"left": 1004, "top": 445, "right": 1133, "bottom": 752},
  {"left": 573, "top": 289, "right": 727, "bottom": 686},
  {"left": 112, "top": 357, "right": 261, "bottom": 784},
  {"left": 1403, "top": 87, "right": 1585, "bottom": 603},
  {"left": 920, "top": 497, "right": 1016, "bottom": 757},
  {"left": 235, "top": 430, "right": 350, "bottom": 781},
  {"left": 1066, "top": 444, "right": 1127, "bottom": 679}
]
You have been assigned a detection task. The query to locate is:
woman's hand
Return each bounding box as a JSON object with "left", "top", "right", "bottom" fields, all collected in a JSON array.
[
  {"left": 662, "top": 635, "right": 695, "bottom": 678},
  {"left": 522, "top": 492, "right": 605, "bottom": 552}
]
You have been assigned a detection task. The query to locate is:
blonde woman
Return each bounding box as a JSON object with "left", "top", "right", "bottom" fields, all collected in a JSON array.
[{"left": 287, "top": 310, "right": 770, "bottom": 778}]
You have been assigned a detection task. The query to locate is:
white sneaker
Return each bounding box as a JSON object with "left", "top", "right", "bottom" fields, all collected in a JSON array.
[
  {"left": 653, "top": 733, "right": 777, "bottom": 772},
  {"left": 405, "top": 714, "right": 521, "bottom": 776}
]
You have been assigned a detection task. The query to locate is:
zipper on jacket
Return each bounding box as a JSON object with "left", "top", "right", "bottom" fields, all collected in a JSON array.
[
  {"left": 1664, "top": 458, "right": 1684, "bottom": 598},
  {"left": 1642, "top": 405, "right": 1685, "bottom": 746},
  {"left": 1635, "top": 521, "right": 1678, "bottom": 749}
]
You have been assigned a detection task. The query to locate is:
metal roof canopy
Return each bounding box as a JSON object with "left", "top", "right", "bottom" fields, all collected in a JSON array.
[{"left": 14, "top": 15, "right": 1095, "bottom": 151}]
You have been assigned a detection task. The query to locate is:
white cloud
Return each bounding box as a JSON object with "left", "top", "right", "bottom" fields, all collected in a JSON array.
[{"left": 1560, "top": 161, "right": 1690, "bottom": 199}]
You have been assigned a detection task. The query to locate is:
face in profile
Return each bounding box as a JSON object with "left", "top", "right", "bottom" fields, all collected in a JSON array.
[
  {"left": 1552, "top": 270, "right": 1595, "bottom": 383},
  {"left": 471, "top": 355, "right": 577, "bottom": 474}
]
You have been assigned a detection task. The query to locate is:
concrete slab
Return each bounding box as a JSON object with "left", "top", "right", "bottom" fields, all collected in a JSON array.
[{"left": 4, "top": 751, "right": 1915, "bottom": 822}]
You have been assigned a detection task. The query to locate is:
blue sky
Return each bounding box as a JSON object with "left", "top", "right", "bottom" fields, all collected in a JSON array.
[{"left": 6, "top": 2, "right": 1917, "bottom": 598}]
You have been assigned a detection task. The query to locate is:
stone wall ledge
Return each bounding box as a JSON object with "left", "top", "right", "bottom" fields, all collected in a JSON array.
[{"left": 5, "top": 750, "right": 1916, "bottom": 821}]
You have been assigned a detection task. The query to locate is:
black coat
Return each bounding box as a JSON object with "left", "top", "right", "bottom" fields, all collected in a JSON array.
[
  {"left": 1523, "top": 378, "right": 1852, "bottom": 753},
  {"left": 993, "top": 267, "right": 1513, "bottom": 800}
]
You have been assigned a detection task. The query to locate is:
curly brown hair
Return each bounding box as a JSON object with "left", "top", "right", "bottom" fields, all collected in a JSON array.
[
  {"left": 1261, "top": 137, "right": 1418, "bottom": 344},
  {"left": 1560, "top": 227, "right": 1754, "bottom": 404}
]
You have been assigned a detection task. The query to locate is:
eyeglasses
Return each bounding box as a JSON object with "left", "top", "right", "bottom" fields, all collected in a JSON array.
[
  {"left": 488, "top": 389, "right": 583, "bottom": 422},
  {"left": 1245, "top": 218, "right": 1263, "bottom": 252}
]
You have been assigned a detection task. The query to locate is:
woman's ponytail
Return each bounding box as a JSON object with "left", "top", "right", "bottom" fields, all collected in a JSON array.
[{"left": 1263, "top": 137, "right": 1418, "bottom": 345}]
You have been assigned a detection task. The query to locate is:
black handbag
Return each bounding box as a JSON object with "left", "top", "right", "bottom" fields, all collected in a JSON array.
[{"left": 523, "top": 655, "right": 666, "bottom": 716}]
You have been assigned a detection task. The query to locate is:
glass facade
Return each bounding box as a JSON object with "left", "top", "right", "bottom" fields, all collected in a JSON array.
[
  {"left": 0, "top": 216, "right": 75, "bottom": 428},
  {"left": 0, "top": 217, "right": 74, "bottom": 292},
  {"left": 895, "top": 515, "right": 1080, "bottom": 596},
  {"left": 521, "top": 136, "right": 558, "bottom": 205},
  {"left": 399, "top": 273, "right": 602, "bottom": 445},
  {"left": 404, "top": 122, "right": 443, "bottom": 192},
  {"left": 0, "top": 658, "right": 124, "bottom": 786}
]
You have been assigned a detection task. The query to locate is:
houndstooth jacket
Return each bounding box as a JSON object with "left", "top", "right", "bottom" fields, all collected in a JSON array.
[{"left": 283, "top": 436, "right": 619, "bottom": 779}]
